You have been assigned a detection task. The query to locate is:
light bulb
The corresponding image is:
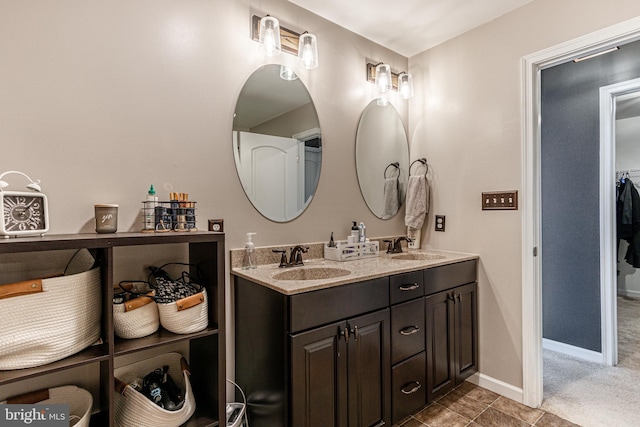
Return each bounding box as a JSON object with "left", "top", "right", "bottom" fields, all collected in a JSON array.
[
  {"left": 298, "top": 33, "right": 318, "bottom": 69},
  {"left": 259, "top": 16, "right": 281, "bottom": 57}
]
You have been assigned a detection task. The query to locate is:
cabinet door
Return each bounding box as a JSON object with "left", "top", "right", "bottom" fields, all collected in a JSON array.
[
  {"left": 347, "top": 309, "right": 391, "bottom": 427},
  {"left": 425, "top": 290, "right": 455, "bottom": 402},
  {"left": 454, "top": 282, "right": 478, "bottom": 382},
  {"left": 291, "top": 321, "right": 348, "bottom": 427}
]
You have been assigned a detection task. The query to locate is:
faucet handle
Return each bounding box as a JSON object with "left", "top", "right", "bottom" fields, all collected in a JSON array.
[
  {"left": 383, "top": 240, "right": 394, "bottom": 253},
  {"left": 272, "top": 249, "right": 287, "bottom": 268}
]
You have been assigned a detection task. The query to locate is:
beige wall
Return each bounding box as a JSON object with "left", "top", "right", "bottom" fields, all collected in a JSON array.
[
  {"left": 0, "top": 0, "right": 408, "bottom": 249},
  {"left": 409, "top": 0, "right": 640, "bottom": 389}
]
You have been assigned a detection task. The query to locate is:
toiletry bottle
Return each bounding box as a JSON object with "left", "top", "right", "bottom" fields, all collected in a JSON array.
[
  {"left": 359, "top": 222, "right": 366, "bottom": 243},
  {"left": 144, "top": 185, "right": 158, "bottom": 230},
  {"left": 407, "top": 227, "right": 421, "bottom": 250},
  {"left": 242, "top": 232, "right": 257, "bottom": 269},
  {"left": 351, "top": 221, "right": 359, "bottom": 244}
]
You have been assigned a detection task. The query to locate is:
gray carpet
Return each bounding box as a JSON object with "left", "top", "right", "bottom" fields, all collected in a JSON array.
[{"left": 541, "top": 297, "right": 640, "bottom": 427}]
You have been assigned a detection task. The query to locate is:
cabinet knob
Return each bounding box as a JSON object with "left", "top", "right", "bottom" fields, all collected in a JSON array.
[{"left": 400, "top": 381, "right": 422, "bottom": 395}]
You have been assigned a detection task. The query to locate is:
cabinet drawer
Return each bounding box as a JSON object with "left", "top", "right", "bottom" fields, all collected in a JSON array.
[
  {"left": 392, "top": 352, "right": 426, "bottom": 424},
  {"left": 390, "top": 271, "right": 424, "bottom": 304},
  {"left": 289, "top": 277, "right": 389, "bottom": 333},
  {"left": 391, "top": 299, "right": 425, "bottom": 365},
  {"left": 424, "top": 259, "right": 477, "bottom": 296}
]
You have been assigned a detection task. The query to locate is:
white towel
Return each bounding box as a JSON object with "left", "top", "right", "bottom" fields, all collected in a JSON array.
[
  {"left": 382, "top": 177, "right": 400, "bottom": 219},
  {"left": 405, "top": 175, "right": 430, "bottom": 229}
]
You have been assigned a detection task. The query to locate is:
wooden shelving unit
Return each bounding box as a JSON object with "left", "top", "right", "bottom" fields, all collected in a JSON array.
[{"left": 0, "top": 231, "right": 225, "bottom": 426}]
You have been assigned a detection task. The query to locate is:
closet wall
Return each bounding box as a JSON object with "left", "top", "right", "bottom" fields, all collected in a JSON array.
[{"left": 617, "top": 113, "right": 640, "bottom": 298}]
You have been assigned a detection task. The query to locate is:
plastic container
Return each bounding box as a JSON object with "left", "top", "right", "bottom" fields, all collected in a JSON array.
[
  {"left": 144, "top": 185, "right": 158, "bottom": 231},
  {"left": 242, "top": 232, "right": 257, "bottom": 269}
]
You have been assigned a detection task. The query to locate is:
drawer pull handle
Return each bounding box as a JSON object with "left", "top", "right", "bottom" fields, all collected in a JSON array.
[
  {"left": 400, "top": 381, "right": 422, "bottom": 395},
  {"left": 399, "top": 326, "right": 420, "bottom": 336},
  {"left": 399, "top": 283, "right": 419, "bottom": 291}
]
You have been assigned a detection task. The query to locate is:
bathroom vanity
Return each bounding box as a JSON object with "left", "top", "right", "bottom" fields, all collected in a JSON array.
[{"left": 232, "top": 248, "right": 478, "bottom": 427}]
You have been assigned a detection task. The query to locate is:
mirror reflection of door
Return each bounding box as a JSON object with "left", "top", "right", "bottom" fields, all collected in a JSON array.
[
  {"left": 233, "top": 131, "right": 302, "bottom": 221},
  {"left": 232, "top": 65, "right": 322, "bottom": 222}
]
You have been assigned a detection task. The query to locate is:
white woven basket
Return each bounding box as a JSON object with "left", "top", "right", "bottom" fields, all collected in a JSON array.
[
  {"left": 0, "top": 268, "right": 102, "bottom": 370},
  {"left": 1, "top": 385, "right": 93, "bottom": 427},
  {"left": 114, "top": 352, "right": 195, "bottom": 427},
  {"left": 113, "top": 295, "right": 160, "bottom": 339},
  {"left": 157, "top": 289, "right": 208, "bottom": 334}
]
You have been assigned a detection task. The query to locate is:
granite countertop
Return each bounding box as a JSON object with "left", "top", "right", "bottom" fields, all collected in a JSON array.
[{"left": 231, "top": 248, "right": 479, "bottom": 295}]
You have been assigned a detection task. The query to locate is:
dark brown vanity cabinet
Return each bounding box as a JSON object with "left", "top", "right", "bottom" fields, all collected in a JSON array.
[
  {"left": 234, "top": 276, "right": 391, "bottom": 427},
  {"left": 291, "top": 309, "right": 390, "bottom": 427},
  {"left": 424, "top": 265, "right": 478, "bottom": 402},
  {"left": 234, "top": 258, "right": 477, "bottom": 427}
]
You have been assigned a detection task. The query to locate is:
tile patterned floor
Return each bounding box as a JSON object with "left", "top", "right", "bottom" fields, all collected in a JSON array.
[{"left": 394, "top": 382, "right": 580, "bottom": 427}]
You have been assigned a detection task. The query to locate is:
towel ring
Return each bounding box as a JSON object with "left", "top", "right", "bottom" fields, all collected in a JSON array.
[
  {"left": 384, "top": 162, "right": 400, "bottom": 179},
  {"left": 409, "top": 158, "right": 428, "bottom": 178}
]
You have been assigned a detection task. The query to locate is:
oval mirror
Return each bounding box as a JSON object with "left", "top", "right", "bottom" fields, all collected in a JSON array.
[
  {"left": 233, "top": 65, "right": 322, "bottom": 222},
  {"left": 356, "top": 100, "right": 409, "bottom": 219}
]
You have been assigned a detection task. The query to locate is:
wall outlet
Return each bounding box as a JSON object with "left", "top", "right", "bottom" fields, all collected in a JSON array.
[
  {"left": 435, "top": 215, "right": 446, "bottom": 232},
  {"left": 482, "top": 191, "right": 518, "bottom": 210}
]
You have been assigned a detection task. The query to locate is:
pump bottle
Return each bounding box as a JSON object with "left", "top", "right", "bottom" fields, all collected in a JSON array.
[{"left": 242, "top": 232, "right": 257, "bottom": 269}]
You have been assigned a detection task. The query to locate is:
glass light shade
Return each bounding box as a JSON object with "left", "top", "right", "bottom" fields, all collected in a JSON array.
[
  {"left": 298, "top": 33, "right": 318, "bottom": 69},
  {"left": 259, "top": 16, "right": 281, "bottom": 57},
  {"left": 280, "top": 65, "right": 298, "bottom": 81},
  {"left": 375, "top": 63, "right": 392, "bottom": 93},
  {"left": 398, "top": 73, "right": 414, "bottom": 99}
]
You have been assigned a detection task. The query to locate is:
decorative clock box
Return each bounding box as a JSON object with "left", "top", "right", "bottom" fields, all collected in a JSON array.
[{"left": 0, "top": 170, "right": 49, "bottom": 238}]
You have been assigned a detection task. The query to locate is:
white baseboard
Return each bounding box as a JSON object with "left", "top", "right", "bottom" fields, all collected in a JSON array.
[
  {"left": 466, "top": 372, "right": 524, "bottom": 404},
  {"left": 542, "top": 338, "right": 603, "bottom": 363},
  {"left": 618, "top": 289, "right": 640, "bottom": 299}
]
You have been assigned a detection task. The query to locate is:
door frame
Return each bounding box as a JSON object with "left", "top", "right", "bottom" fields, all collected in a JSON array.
[
  {"left": 599, "top": 78, "right": 640, "bottom": 366},
  {"left": 521, "top": 17, "right": 640, "bottom": 408}
]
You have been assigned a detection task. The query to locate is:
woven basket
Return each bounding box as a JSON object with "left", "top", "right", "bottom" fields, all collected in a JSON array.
[
  {"left": 1, "top": 385, "right": 93, "bottom": 427},
  {"left": 114, "top": 352, "right": 195, "bottom": 427},
  {"left": 113, "top": 285, "right": 160, "bottom": 340},
  {"left": 0, "top": 268, "right": 102, "bottom": 370},
  {"left": 157, "top": 289, "right": 208, "bottom": 334}
]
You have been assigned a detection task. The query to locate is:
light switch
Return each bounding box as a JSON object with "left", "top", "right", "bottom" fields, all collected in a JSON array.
[{"left": 482, "top": 191, "right": 518, "bottom": 210}]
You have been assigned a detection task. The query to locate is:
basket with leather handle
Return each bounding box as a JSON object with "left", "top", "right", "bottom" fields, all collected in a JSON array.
[
  {"left": 1, "top": 385, "right": 93, "bottom": 427},
  {"left": 148, "top": 264, "right": 208, "bottom": 334},
  {"left": 0, "top": 252, "right": 101, "bottom": 370},
  {"left": 113, "top": 281, "right": 160, "bottom": 339},
  {"left": 114, "top": 352, "right": 195, "bottom": 427}
]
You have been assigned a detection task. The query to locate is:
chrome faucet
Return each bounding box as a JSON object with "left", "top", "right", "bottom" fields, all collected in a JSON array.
[{"left": 384, "top": 236, "right": 412, "bottom": 254}]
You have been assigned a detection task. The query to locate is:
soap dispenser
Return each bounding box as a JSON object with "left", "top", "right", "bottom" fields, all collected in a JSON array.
[
  {"left": 350, "top": 221, "right": 359, "bottom": 244},
  {"left": 242, "top": 232, "right": 257, "bottom": 269}
]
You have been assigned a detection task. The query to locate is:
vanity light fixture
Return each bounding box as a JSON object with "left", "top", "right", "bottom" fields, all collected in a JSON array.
[
  {"left": 258, "top": 15, "right": 281, "bottom": 57},
  {"left": 398, "top": 72, "right": 414, "bottom": 100},
  {"left": 252, "top": 15, "right": 320, "bottom": 69},
  {"left": 366, "top": 62, "right": 414, "bottom": 100},
  {"left": 298, "top": 33, "right": 318, "bottom": 69}
]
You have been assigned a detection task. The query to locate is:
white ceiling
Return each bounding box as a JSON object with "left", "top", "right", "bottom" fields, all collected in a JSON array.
[{"left": 288, "top": 0, "right": 534, "bottom": 57}]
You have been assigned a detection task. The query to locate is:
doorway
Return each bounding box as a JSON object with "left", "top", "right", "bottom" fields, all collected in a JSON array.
[{"left": 521, "top": 17, "right": 640, "bottom": 409}]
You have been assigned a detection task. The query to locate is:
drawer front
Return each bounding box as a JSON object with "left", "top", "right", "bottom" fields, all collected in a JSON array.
[
  {"left": 424, "top": 259, "right": 477, "bottom": 296},
  {"left": 392, "top": 352, "right": 426, "bottom": 424},
  {"left": 390, "top": 270, "right": 424, "bottom": 304},
  {"left": 391, "top": 299, "right": 425, "bottom": 365},
  {"left": 289, "top": 277, "right": 389, "bottom": 333}
]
